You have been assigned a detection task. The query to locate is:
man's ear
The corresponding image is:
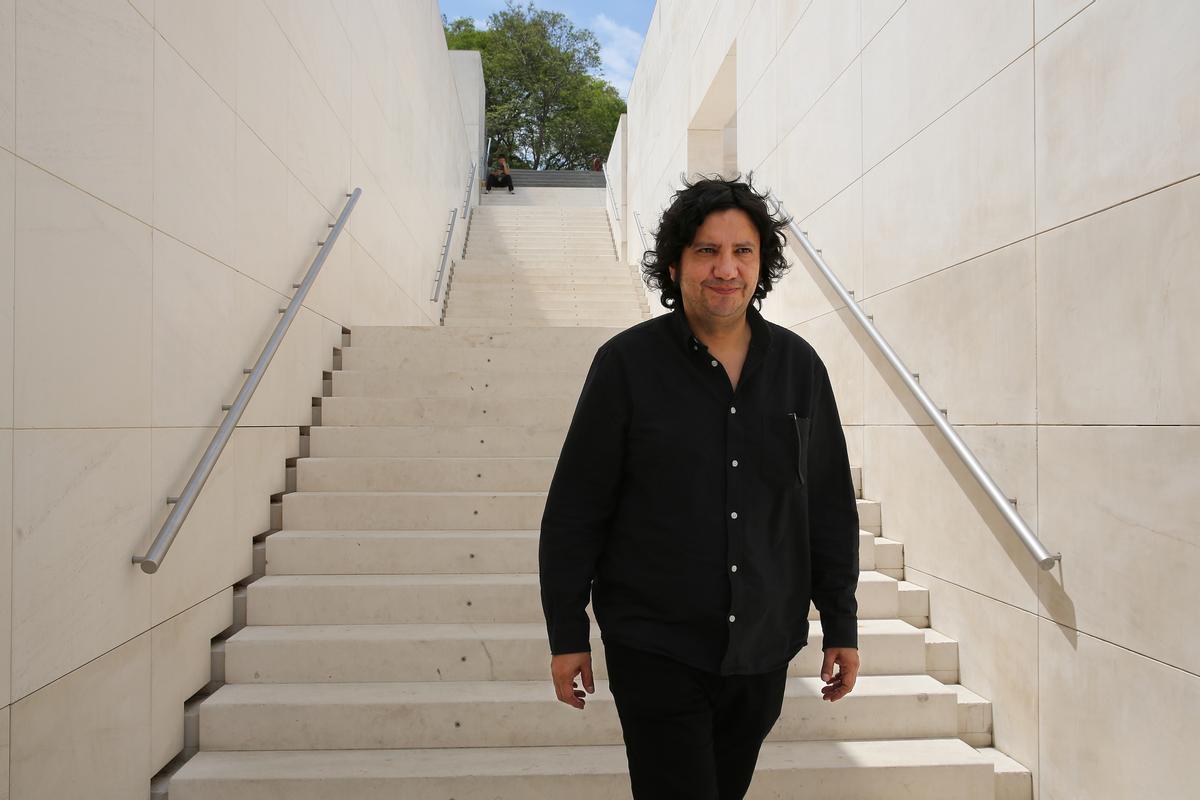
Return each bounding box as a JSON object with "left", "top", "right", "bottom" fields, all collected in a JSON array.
[{"left": 668, "top": 264, "right": 677, "bottom": 283}]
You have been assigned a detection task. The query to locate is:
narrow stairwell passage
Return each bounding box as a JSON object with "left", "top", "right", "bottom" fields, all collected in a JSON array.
[{"left": 171, "top": 191, "right": 1032, "bottom": 798}]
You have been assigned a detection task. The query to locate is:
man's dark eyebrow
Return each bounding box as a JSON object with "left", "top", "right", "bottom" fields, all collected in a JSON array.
[{"left": 690, "top": 240, "right": 757, "bottom": 248}]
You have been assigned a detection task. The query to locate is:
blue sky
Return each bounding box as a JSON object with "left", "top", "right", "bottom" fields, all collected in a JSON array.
[{"left": 438, "top": 1, "right": 652, "bottom": 98}]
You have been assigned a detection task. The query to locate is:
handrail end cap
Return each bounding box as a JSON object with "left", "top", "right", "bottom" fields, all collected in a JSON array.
[
  {"left": 1038, "top": 553, "right": 1062, "bottom": 571},
  {"left": 133, "top": 555, "right": 159, "bottom": 574}
]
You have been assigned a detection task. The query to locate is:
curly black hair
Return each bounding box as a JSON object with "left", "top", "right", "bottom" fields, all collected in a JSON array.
[{"left": 640, "top": 174, "right": 792, "bottom": 310}]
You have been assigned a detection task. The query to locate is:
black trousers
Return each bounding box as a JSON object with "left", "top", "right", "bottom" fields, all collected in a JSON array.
[
  {"left": 485, "top": 173, "right": 513, "bottom": 190},
  {"left": 603, "top": 639, "right": 789, "bottom": 800}
]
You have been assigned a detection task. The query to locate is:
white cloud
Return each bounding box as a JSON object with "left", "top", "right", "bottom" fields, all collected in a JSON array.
[{"left": 591, "top": 13, "right": 643, "bottom": 99}]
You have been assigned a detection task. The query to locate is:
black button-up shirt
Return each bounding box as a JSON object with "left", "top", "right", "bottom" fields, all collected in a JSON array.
[{"left": 538, "top": 304, "right": 860, "bottom": 676}]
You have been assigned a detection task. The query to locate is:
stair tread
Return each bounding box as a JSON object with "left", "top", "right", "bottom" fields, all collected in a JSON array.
[
  {"left": 286, "top": 490, "right": 549, "bottom": 497},
  {"left": 204, "top": 674, "right": 955, "bottom": 706},
  {"left": 251, "top": 570, "right": 899, "bottom": 587},
  {"left": 271, "top": 530, "right": 542, "bottom": 541},
  {"left": 299, "top": 456, "right": 559, "bottom": 462},
  {"left": 270, "top": 528, "right": 542, "bottom": 534},
  {"left": 176, "top": 738, "right": 992, "bottom": 781},
  {"left": 974, "top": 746, "right": 1033, "bottom": 775},
  {"left": 227, "top": 617, "right": 920, "bottom": 644}
]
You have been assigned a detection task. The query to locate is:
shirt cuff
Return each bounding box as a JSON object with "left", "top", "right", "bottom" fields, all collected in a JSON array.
[
  {"left": 548, "top": 623, "right": 593, "bottom": 656},
  {"left": 819, "top": 615, "right": 859, "bottom": 650}
]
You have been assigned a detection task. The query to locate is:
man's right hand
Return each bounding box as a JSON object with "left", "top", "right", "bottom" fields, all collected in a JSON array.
[{"left": 550, "top": 652, "right": 595, "bottom": 710}]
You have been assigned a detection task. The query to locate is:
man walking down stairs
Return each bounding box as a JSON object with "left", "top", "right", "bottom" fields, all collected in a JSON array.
[{"left": 169, "top": 184, "right": 1033, "bottom": 798}]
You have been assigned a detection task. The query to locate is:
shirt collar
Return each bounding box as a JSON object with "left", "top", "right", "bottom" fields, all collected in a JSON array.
[{"left": 669, "top": 303, "right": 773, "bottom": 355}]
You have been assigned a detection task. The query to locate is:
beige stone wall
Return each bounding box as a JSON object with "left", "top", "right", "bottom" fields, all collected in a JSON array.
[
  {"left": 0, "top": 0, "right": 479, "bottom": 796},
  {"left": 623, "top": 1, "right": 1200, "bottom": 796},
  {"left": 605, "top": 114, "right": 628, "bottom": 262}
]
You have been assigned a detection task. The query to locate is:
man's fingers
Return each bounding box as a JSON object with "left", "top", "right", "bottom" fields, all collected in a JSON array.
[
  {"left": 555, "top": 679, "right": 584, "bottom": 709},
  {"left": 820, "top": 650, "right": 836, "bottom": 682},
  {"left": 581, "top": 658, "right": 595, "bottom": 693},
  {"left": 841, "top": 662, "right": 858, "bottom": 691}
]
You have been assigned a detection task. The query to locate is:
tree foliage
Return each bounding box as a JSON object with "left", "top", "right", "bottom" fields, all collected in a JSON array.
[{"left": 444, "top": 2, "right": 627, "bottom": 170}]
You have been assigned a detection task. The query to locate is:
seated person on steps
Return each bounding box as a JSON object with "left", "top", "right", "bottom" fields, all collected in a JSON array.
[{"left": 485, "top": 155, "right": 514, "bottom": 193}]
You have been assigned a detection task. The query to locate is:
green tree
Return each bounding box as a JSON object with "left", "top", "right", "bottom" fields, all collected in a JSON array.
[{"left": 443, "top": 2, "right": 627, "bottom": 170}]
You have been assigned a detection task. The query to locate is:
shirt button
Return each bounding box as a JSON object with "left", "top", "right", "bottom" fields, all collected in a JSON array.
[
  {"left": 730, "top": 511, "right": 738, "bottom": 519},
  {"left": 731, "top": 459, "right": 738, "bottom": 467},
  {"left": 729, "top": 614, "right": 736, "bottom": 623},
  {"left": 710, "top": 359, "right": 719, "bottom": 367},
  {"left": 730, "top": 406, "right": 737, "bottom": 414},
  {"left": 731, "top": 564, "right": 738, "bottom": 573}
]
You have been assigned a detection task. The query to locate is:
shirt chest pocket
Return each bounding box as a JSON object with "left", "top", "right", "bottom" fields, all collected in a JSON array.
[{"left": 760, "top": 412, "right": 810, "bottom": 489}]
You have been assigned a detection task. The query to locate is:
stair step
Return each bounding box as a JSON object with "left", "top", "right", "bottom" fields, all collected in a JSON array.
[
  {"left": 466, "top": 234, "right": 615, "bottom": 243},
  {"left": 266, "top": 530, "right": 541, "bottom": 574},
  {"left": 317, "top": 396, "right": 578, "bottom": 426},
  {"left": 337, "top": 346, "right": 605, "bottom": 372},
  {"left": 453, "top": 260, "right": 629, "bottom": 269},
  {"left": 952, "top": 684, "right": 994, "bottom": 747},
  {"left": 244, "top": 572, "right": 902, "bottom": 625},
  {"left": 898, "top": 580, "right": 931, "bottom": 627},
  {"left": 450, "top": 262, "right": 632, "bottom": 272},
  {"left": 466, "top": 234, "right": 616, "bottom": 243},
  {"left": 330, "top": 366, "right": 588, "bottom": 397},
  {"left": 247, "top": 573, "right": 547, "bottom": 625},
  {"left": 448, "top": 274, "right": 636, "bottom": 285},
  {"left": 346, "top": 326, "right": 624, "bottom": 349},
  {"left": 463, "top": 252, "right": 616, "bottom": 260},
  {"left": 309, "top": 425, "right": 569, "bottom": 458},
  {"left": 473, "top": 207, "right": 608, "bottom": 215},
  {"left": 197, "top": 675, "right": 960, "bottom": 751},
  {"left": 172, "top": 738, "right": 994, "bottom": 799},
  {"left": 281, "top": 491, "right": 548, "bottom": 531},
  {"left": 858, "top": 498, "right": 881, "bottom": 532},
  {"left": 294, "top": 454, "right": 860, "bottom": 493},
  {"left": 224, "top": 619, "right": 927, "bottom": 684},
  {"left": 440, "top": 315, "right": 644, "bottom": 327},
  {"left": 468, "top": 218, "right": 613, "bottom": 226},
  {"left": 295, "top": 456, "right": 559, "bottom": 491},
  {"left": 445, "top": 301, "right": 641, "bottom": 314},
  {"left": 975, "top": 746, "right": 1035, "bottom": 800},
  {"left": 443, "top": 318, "right": 645, "bottom": 328},
  {"left": 449, "top": 274, "right": 639, "bottom": 286},
  {"left": 444, "top": 285, "right": 642, "bottom": 297},
  {"left": 924, "top": 628, "right": 961, "bottom": 684},
  {"left": 266, "top": 528, "right": 885, "bottom": 574}
]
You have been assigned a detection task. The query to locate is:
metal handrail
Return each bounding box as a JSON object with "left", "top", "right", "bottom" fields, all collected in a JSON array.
[
  {"left": 633, "top": 210, "right": 651, "bottom": 252},
  {"left": 430, "top": 207, "right": 458, "bottom": 303},
  {"left": 461, "top": 160, "right": 477, "bottom": 219},
  {"left": 602, "top": 162, "right": 620, "bottom": 220},
  {"left": 770, "top": 198, "right": 1061, "bottom": 571},
  {"left": 134, "top": 188, "right": 362, "bottom": 574}
]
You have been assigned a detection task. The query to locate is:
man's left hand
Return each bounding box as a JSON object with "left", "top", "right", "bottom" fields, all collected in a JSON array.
[{"left": 820, "top": 647, "right": 859, "bottom": 702}]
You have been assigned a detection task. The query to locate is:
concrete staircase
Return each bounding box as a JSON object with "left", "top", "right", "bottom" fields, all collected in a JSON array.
[
  {"left": 442, "top": 204, "right": 649, "bottom": 327},
  {"left": 170, "top": 193, "right": 1033, "bottom": 798}
]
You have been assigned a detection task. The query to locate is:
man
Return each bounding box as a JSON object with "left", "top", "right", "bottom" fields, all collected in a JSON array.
[
  {"left": 538, "top": 176, "right": 861, "bottom": 799},
  {"left": 485, "top": 155, "right": 514, "bottom": 193}
]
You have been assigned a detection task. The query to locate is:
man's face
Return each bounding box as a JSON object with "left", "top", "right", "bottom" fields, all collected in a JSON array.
[{"left": 668, "top": 208, "right": 761, "bottom": 326}]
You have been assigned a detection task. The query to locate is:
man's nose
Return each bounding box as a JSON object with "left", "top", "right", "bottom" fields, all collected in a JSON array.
[{"left": 712, "top": 250, "right": 738, "bottom": 280}]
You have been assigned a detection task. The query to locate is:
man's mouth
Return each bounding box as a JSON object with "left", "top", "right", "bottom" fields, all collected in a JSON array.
[{"left": 705, "top": 285, "right": 741, "bottom": 296}]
